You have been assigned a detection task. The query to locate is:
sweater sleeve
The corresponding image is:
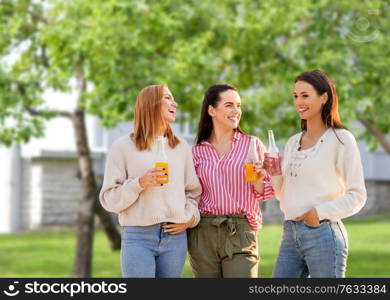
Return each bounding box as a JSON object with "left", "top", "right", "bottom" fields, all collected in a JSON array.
[
  {"left": 184, "top": 142, "right": 202, "bottom": 227},
  {"left": 99, "top": 140, "right": 144, "bottom": 214},
  {"left": 315, "top": 131, "right": 367, "bottom": 220},
  {"left": 253, "top": 138, "right": 274, "bottom": 202}
]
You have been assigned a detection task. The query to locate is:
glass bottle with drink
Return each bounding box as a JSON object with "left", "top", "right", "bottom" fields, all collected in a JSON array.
[
  {"left": 155, "top": 136, "right": 168, "bottom": 185},
  {"left": 245, "top": 136, "right": 261, "bottom": 182},
  {"left": 266, "top": 130, "right": 282, "bottom": 176}
]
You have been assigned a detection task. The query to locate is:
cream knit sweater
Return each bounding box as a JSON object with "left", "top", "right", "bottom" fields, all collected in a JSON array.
[
  {"left": 272, "top": 128, "right": 367, "bottom": 221},
  {"left": 99, "top": 135, "right": 201, "bottom": 227}
]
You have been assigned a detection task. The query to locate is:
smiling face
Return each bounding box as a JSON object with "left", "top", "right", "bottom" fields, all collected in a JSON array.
[
  {"left": 160, "top": 86, "right": 178, "bottom": 125},
  {"left": 208, "top": 89, "right": 241, "bottom": 130},
  {"left": 294, "top": 80, "right": 327, "bottom": 121}
]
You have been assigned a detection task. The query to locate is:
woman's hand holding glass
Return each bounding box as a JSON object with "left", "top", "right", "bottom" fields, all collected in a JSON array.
[
  {"left": 263, "top": 153, "right": 283, "bottom": 176},
  {"left": 138, "top": 168, "right": 166, "bottom": 188},
  {"left": 253, "top": 161, "right": 267, "bottom": 181}
]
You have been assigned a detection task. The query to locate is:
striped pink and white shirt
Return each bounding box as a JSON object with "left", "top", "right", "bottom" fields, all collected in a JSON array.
[{"left": 192, "top": 131, "right": 274, "bottom": 231}]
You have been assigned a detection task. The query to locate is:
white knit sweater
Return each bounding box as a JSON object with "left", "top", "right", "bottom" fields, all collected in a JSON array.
[
  {"left": 99, "top": 135, "right": 201, "bottom": 227},
  {"left": 271, "top": 128, "right": 367, "bottom": 221}
]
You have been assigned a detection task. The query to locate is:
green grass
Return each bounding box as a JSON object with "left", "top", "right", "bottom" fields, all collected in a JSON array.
[{"left": 0, "top": 215, "right": 389, "bottom": 278}]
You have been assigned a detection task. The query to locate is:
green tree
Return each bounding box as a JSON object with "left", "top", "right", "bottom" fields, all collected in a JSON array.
[
  {"left": 1, "top": 0, "right": 389, "bottom": 278},
  {"left": 0, "top": 0, "right": 250, "bottom": 277},
  {"left": 228, "top": 0, "right": 390, "bottom": 153}
]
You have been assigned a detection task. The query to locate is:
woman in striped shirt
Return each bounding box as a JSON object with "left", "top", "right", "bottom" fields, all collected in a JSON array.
[{"left": 188, "top": 84, "right": 274, "bottom": 278}]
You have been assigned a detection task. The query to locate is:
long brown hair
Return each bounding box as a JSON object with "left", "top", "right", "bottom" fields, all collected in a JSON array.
[
  {"left": 295, "top": 70, "right": 345, "bottom": 131},
  {"left": 196, "top": 84, "right": 245, "bottom": 145},
  {"left": 132, "top": 84, "right": 180, "bottom": 151}
]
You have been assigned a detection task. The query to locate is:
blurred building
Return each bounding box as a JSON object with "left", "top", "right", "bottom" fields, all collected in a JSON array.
[{"left": 1, "top": 114, "right": 389, "bottom": 233}]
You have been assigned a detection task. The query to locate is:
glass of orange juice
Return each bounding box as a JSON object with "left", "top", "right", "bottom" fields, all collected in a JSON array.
[
  {"left": 155, "top": 162, "right": 168, "bottom": 184},
  {"left": 245, "top": 136, "right": 261, "bottom": 182},
  {"left": 245, "top": 164, "right": 260, "bottom": 182}
]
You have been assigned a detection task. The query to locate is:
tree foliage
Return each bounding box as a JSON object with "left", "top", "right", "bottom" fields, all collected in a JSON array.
[{"left": 1, "top": 0, "right": 389, "bottom": 149}]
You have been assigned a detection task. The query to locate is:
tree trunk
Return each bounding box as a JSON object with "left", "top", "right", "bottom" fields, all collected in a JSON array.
[
  {"left": 357, "top": 116, "right": 390, "bottom": 155},
  {"left": 73, "top": 173, "right": 121, "bottom": 251},
  {"left": 95, "top": 195, "right": 121, "bottom": 250},
  {"left": 31, "top": 106, "right": 121, "bottom": 252},
  {"left": 71, "top": 62, "right": 121, "bottom": 276},
  {"left": 72, "top": 108, "right": 97, "bottom": 277},
  {"left": 71, "top": 109, "right": 121, "bottom": 277}
]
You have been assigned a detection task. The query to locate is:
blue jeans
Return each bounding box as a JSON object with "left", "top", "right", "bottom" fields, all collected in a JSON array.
[
  {"left": 121, "top": 223, "right": 187, "bottom": 278},
  {"left": 273, "top": 220, "right": 348, "bottom": 278}
]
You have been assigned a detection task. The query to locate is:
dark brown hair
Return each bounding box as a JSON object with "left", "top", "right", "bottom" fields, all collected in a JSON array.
[
  {"left": 195, "top": 84, "right": 245, "bottom": 144},
  {"left": 295, "top": 70, "right": 345, "bottom": 131}
]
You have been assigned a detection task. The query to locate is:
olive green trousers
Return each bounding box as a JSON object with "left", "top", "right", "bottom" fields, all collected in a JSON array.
[{"left": 187, "top": 214, "right": 259, "bottom": 278}]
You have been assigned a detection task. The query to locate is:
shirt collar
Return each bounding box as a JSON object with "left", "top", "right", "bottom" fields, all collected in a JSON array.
[
  {"left": 232, "top": 130, "right": 241, "bottom": 142},
  {"left": 200, "top": 130, "right": 242, "bottom": 146}
]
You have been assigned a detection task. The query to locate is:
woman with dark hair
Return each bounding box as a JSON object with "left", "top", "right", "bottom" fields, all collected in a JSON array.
[
  {"left": 264, "top": 70, "right": 367, "bottom": 277},
  {"left": 99, "top": 85, "right": 201, "bottom": 277},
  {"left": 188, "top": 84, "right": 274, "bottom": 277}
]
